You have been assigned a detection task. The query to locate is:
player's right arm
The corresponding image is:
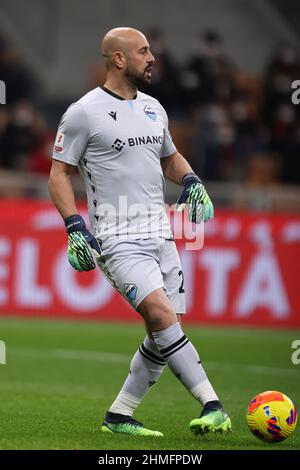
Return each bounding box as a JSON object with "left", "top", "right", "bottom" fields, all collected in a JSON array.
[
  {"left": 48, "top": 103, "right": 101, "bottom": 271},
  {"left": 49, "top": 102, "right": 89, "bottom": 219},
  {"left": 48, "top": 159, "right": 78, "bottom": 219}
]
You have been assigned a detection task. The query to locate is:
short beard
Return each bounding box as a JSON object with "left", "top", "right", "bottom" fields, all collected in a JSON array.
[{"left": 124, "top": 65, "right": 151, "bottom": 89}]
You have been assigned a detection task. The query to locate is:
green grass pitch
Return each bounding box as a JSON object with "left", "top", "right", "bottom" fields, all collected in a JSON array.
[{"left": 0, "top": 316, "right": 299, "bottom": 450}]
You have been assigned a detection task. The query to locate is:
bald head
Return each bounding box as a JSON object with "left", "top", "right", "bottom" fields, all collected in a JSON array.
[
  {"left": 101, "top": 28, "right": 147, "bottom": 66},
  {"left": 101, "top": 27, "right": 154, "bottom": 90}
]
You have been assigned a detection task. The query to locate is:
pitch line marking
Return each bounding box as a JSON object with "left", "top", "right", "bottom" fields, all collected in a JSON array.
[{"left": 9, "top": 346, "right": 298, "bottom": 376}]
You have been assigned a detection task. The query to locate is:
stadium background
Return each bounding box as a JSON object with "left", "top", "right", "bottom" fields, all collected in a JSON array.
[{"left": 0, "top": 0, "right": 300, "bottom": 451}]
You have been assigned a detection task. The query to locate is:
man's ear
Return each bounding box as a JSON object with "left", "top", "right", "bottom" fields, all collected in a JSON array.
[{"left": 114, "top": 51, "right": 126, "bottom": 69}]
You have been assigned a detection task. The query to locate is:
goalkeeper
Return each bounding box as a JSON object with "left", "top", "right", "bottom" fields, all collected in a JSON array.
[{"left": 48, "top": 27, "right": 231, "bottom": 438}]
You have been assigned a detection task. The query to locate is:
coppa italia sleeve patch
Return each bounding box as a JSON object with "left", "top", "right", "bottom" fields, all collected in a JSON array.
[{"left": 54, "top": 132, "right": 65, "bottom": 152}]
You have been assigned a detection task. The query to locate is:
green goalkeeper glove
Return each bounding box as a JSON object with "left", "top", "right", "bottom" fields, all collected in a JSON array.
[
  {"left": 176, "top": 173, "right": 214, "bottom": 223},
  {"left": 65, "top": 214, "right": 101, "bottom": 272}
]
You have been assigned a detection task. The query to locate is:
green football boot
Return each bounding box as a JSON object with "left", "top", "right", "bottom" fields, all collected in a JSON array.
[
  {"left": 101, "top": 412, "right": 163, "bottom": 437},
  {"left": 190, "top": 409, "right": 232, "bottom": 436}
]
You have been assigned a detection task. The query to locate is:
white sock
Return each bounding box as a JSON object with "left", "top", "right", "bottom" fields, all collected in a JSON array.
[
  {"left": 109, "top": 336, "right": 166, "bottom": 416},
  {"left": 152, "top": 322, "right": 219, "bottom": 405}
]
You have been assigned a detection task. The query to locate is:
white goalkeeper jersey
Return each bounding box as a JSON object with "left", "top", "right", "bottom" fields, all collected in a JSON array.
[{"left": 52, "top": 86, "right": 176, "bottom": 240}]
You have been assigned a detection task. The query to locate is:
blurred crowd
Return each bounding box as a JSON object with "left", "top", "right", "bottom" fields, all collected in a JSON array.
[
  {"left": 1, "top": 29, "right": 300, "bottom": 189},
  {"left": 142, "top": 29, "right": 300, "bottom": 187},
  {"left": 0, "top": 35, "right": 54, "bottom": 176}
]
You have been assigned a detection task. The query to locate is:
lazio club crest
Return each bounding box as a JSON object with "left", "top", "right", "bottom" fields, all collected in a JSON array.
[
  {"left": 144, "top": 105, "right": 156, "bottom": 121},
  {"left": 124, "top": 283, "right": 138, "bottom": 301}
]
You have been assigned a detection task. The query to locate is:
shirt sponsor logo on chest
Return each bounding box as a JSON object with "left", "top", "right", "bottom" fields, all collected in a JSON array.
[{"left": 111, "top": 135, "right": 163, "bottom": 152}]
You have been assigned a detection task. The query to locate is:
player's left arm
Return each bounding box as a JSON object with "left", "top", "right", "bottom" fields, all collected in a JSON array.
[
  {"left": 161, "top": 151, "right": 214, "bottom": 223},
  {"left": 159, "top": 103, "right": 213, "bottom": 222},
  {"left": 160, "top": 150, "right": 193, "bottom": 185}
]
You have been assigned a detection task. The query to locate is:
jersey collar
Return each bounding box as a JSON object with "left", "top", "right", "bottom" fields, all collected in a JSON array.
[{"left": 101, "top": 86, "right": 137, "bottom": 101}]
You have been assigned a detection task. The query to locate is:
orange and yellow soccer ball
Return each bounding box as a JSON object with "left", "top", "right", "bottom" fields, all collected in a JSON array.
[{"left": 247, "top": 391, "right": 297, "bottom": 443}]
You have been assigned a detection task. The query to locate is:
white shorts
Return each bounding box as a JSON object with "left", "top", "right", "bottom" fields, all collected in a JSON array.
[{"left": 96, "top": 238, "right": 186, "bottom": 313}]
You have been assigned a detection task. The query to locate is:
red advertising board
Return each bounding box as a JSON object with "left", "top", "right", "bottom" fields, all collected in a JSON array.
[{"left": 0, "top": 200, "right": 300, "bottom": 327}]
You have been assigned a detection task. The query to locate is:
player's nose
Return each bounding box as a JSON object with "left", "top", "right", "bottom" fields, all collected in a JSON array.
[{"left": 147, "top": 50, "right": 155, "bottom": 63}]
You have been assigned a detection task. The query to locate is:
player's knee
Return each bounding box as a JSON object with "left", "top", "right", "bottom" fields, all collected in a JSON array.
[
  {"left": 145, "top": 303, "right": 177, "bottom": 331},
  {"left": 138, "top": 288, "right": 177, "bottom": 330}
]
